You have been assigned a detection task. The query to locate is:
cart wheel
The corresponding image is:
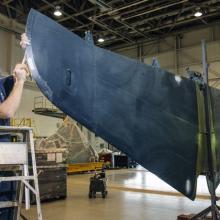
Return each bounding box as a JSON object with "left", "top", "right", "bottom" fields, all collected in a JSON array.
[
  {"left": 102, "top": 191, "right": 106, "bottom": 198},
  {"left": 89, "top": 192, "right": 92, "bottom": 198}
]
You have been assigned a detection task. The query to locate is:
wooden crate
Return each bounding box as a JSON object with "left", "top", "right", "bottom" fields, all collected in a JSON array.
[{"left": 28, "top": 148, "right": 67, "bottom": 202}]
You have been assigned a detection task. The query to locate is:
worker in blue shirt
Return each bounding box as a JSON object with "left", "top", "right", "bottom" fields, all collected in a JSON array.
[
  {"left": 0, "top": 34, "right": 30, "bottom": 219},
  {"left": 0, "top": 64, "right": 28, "bottom": 118}
]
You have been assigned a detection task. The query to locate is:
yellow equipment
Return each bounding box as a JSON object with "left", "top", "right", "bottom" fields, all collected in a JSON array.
[{"left": 68, "top": 162, "right": 104, "bottom": 174}]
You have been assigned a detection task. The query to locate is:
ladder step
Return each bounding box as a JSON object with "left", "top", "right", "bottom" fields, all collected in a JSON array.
[
  {"left": 0, "top": 201, "right": 19, "bottom": 208},
  {"left": 0, "top": 176, "right": 35, "bottom": 182}
]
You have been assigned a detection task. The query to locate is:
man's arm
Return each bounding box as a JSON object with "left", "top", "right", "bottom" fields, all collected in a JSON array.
[{"left": 0, "top": 64, "right": 28, "bottom": 119}]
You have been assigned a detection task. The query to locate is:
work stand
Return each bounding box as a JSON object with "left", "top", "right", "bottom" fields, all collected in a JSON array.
[
  {"left": 178, "top": 41, "right": 220, "bottom": 220},
  {"left": 0, "top": 126, "right": 42, "bottom": 220}
]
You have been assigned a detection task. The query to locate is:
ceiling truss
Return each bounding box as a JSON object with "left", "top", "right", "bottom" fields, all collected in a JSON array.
[{"left": 0, "top": 0, "right": 219, "bottom": 48}]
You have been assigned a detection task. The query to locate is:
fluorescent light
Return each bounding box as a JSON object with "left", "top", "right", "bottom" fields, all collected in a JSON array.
[
  {"left": 98, "top": 37, "right": 105, "bottom": 43},
  {"left": 54, "top": 6, "right": 62, "bottom": 17},
  {"left": 194, "top": 11, "right": 202, "bottom": 17}
]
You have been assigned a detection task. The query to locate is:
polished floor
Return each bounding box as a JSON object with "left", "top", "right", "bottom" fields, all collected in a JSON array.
[
  {"left": 23, "top": 167, "right": 213, "bottom": 220},
  {"left": 106, "top": 166, "right": 220, "bottom": 196}
]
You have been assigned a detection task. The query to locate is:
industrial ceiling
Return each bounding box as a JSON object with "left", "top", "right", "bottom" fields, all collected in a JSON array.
[{"left": 0, "top": 0, "right": 220, "bottom": 49}]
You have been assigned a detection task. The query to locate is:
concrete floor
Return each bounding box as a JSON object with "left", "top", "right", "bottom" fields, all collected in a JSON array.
[{"left": 23, "top": 168, "right": 212, "bottom": 220}]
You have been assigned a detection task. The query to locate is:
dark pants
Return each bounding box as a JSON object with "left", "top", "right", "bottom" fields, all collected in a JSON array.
[{"left": 0, "top": 171, "right": 17, "bottom": 220}]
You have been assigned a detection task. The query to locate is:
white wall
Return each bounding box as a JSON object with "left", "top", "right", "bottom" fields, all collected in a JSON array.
[
  {"left": 114, "top": 25, "right": 220, "bottom": 88},
  {"left": 15, "top": 88, "right": 62, "bottom": 137}
]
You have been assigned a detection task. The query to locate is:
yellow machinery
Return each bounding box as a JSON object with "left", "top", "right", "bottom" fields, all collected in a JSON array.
[{"left": 67, "top": 161, "right": 104, "bottom": 174}]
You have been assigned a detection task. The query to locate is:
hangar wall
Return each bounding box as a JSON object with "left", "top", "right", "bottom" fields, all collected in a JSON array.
[{"left": 114, "top": 24, "right": 220, "bottom": 88}]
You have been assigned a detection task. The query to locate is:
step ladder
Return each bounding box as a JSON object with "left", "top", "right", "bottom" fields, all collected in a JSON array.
[{"left": 0, "top": 126, "right": 42, "bottom": 220}]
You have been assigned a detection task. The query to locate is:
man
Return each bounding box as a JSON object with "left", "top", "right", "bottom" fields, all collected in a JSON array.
[
  {"left": 0, "top": 35, "right": 29, "bottom": 219},
  {"left": 0, "top": 63, "right": 29, "bottom": 119},
  {"left": 0, "top": 32, "right": 30, "bottom": 119}
]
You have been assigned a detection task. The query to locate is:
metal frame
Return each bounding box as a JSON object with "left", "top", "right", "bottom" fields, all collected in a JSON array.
[
  {"left": 0, "top": 0, "right": 220, "bottom": 48},
  {"left": 0, "top": 126, "right": 42, "bottom": 220},
  {"left": 190, "top": 40, "right": 220, "bottom": 220},
  {"left": 33, "top": 96, "right": 65, "bottom": 119}
]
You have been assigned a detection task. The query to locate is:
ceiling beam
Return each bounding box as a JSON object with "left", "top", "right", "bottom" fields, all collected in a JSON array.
[
  {"left": 40, "top": 0, "right": 134, "bottom": 44},
  {"left": 122, "top": 0, "right": 189, "bottom": 21},
  {"left": 58, "top": 7, "right": 98, "bottom": 23},
  {"left": 2, "top": 0, "right": 14, "bottom": 5},
  {"left": 94, "top": 6, "right": 220, "bottom": 44},
  {"left": 3, "top": 0, "right": 12, "bottom": 18},
  {"left": 106, "top": 19, "right": 220, "bottom": 50},
  {"left": 59, "top": 0, "right": 150, "bottom": 23},
  {"left": 65, "top": 1, "right": 151, "bottom": 41},
  {"left": 142, "top": 11, "right": 220, "bottom": 35},
  {"left": 63, "top": 1, "right": 135, "bottom": 43},
  {"left": 70, "top": 0, "right": 216, "bottom": 32},
  {"left": 0, "top": 2, "right": 25, "bottom": 16},
  {"left": 88, "top": 19, "right": 135, "bottom": 43},
  {"left": 94, "top": 0, "right": 151, "bottom": 19}
]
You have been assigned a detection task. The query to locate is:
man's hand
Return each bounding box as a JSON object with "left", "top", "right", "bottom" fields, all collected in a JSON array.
[
  {"left": 13, "top": 64, "right": 29, "bottom": 83},
  {"left": 20, "top": 33, "right": 30, "bottom": 49}
]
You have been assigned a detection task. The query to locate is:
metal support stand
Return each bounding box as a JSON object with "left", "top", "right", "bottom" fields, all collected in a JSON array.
[
  {"left": 0, "top": 126, "right": 42, "bottom": 220},
  {"left": 190, "top": 41, "right": 220, "bottom": 220}
]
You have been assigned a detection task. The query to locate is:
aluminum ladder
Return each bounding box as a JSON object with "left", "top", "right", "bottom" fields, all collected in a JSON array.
[{"left": 0, "top": 126, "right": 42, "bottom": 220}]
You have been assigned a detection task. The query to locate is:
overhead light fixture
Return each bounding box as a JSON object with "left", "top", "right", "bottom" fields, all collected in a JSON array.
[
  {"left": 194, "top": 10, "right": 202, "bottom": 17},
  {"left": 54, "top": 6, "right": 62, "bottom": 17},
  {"left": 98, "top": 37, "right": 105, "bottom": 43}
]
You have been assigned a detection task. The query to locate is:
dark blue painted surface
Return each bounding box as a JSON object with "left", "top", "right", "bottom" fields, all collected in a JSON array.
[{"left": 26, "top": 9, "right": 199, "bottom": 200}]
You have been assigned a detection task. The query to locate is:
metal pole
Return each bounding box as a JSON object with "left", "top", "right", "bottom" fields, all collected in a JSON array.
[
  {"left": 29, "top": 129, "right": 43, "bottom": 220},
  {"left": 202, "top": 39, "right": 217, "bottom": 220}
]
